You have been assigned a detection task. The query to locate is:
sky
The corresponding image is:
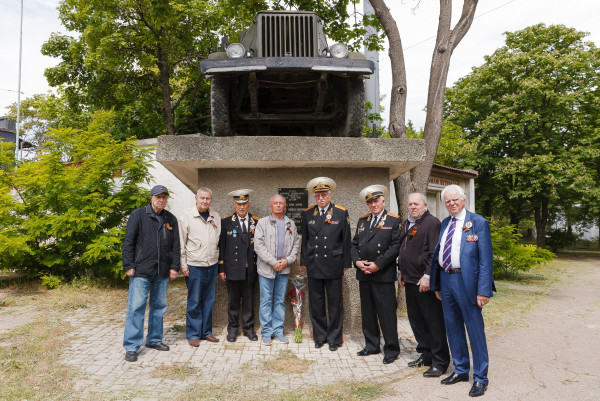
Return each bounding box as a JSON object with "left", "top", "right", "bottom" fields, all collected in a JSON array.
[{"left": 1, "top": 0, "right": 600, "bottom": 129}]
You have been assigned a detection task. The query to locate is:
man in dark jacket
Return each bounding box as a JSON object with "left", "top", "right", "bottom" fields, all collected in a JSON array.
[
  {"left": 398, "top": 193, "right": 450, "bottom": 377},
  {"left": 219, "top": 189, "right": 259, "bottom": 342},
  {"left": 351, "top": 185, "right": 402, "bottom": 364},
  {"left": 301, "top": 177, "right": 352, "bottom": 351},
  {"left": 122, "top": 185, "right": 180, "bottom": 362}
]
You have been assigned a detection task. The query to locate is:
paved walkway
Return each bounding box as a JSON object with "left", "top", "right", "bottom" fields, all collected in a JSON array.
[{"left": 63, "top": 306, "right": 418, "bottom": 399}]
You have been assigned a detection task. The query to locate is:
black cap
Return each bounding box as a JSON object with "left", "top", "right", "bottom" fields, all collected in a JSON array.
[{"left": 150, "top": 185, "right": 169, "bottom": 196}]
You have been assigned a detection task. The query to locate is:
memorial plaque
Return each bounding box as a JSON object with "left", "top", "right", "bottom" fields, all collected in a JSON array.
[{"left": 279, "top": 187, "right": 308, "bottom": 234}]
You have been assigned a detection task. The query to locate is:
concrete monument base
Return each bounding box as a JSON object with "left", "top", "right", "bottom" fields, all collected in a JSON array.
[{"left": 157, "top": 135, "right": 424, "bottom": 339}]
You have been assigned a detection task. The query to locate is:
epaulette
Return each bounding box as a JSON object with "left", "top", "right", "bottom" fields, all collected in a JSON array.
[
  {"left": 386, "top": 212, "right": 400, "bottom": 218},
  {"left": 360, "top": 213, "right": 371, "bottom": 219},
  {"left": 334, "top": 204, "right": 347, "bottom": 211},
  {"left": 251, "top": 214, "right": 260, "bottom": 220},
  {"left": 223, "top": 213, "right": 234, "bottom": 219},
  {"left": 305, "top": 205, "right": 317, "bottom": 211}
]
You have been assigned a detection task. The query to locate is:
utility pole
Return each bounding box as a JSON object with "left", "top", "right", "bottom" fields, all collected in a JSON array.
[
  {"left": 16, "top": 0, "right": 24, "bottom": 162},
  {"left": 363, "top": 0, "right": 380, "bottom": 130}
]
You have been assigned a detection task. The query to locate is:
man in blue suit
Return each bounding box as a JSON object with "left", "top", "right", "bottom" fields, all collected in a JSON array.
[{"left": 430, "top": 185, "right": 495, "bottom": 397}]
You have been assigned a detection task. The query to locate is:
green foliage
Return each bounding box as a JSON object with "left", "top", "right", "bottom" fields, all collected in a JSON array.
[
  {"left": 490, "top": 222, "right": 555, "bottom": 279},
  {"left": 0, "top": 127, "right": 151, "bottom": 279},
  {"left": 545, "top": 228, "right": 580, "bottom": 253},
  {"left": 445, "top": 24, "right": 600, "bottom": 246},
  {"left": 40, "top": 275, "right": 63, "bottom": 289}
]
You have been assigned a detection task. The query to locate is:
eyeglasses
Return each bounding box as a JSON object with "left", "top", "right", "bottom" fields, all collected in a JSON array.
[
  {"left": 314, "top": 193, "right": 330, "bottom": 198},
  {"left": 444, "top": 198, "right": 461, "bottom": 205}
]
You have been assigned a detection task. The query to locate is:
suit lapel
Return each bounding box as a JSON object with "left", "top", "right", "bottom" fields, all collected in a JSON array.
[
  {"left": 368, "top": 210, "right": 386, "bottom": 240},
  {"left": 459, "top": 210, "right": 471, "bottom": 256}
]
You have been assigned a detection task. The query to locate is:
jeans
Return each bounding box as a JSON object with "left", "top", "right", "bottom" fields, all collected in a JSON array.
[
  {"left": 185, "top": 264, "right": 218, "bottom": 339},
  {"left": 258, "top": 273, "right": 289, "bottom": 337},
  {"left": 123, "top": 275, "right": 169, "bottom": 351}
]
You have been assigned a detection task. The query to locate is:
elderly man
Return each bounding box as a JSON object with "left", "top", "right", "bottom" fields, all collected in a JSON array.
[
  {"left": 254, "top": 194, "right": 300, "bottom": 345},
  {"left": 398, "top": 193, "right": 450, "bottom": 376},
  {"left": 300, "top": 177, "right": 351, "bottom": 351},
  {"left": 219, "top": 189, "right": 260, "bottom": 342},
  {"left": 178, "top": 187, "right": 221, "bottom": 346},
  {"left": 122, "top": 185, "right": 180, "bottom": 362},
  {"left": 351, "top": 185, "right": 402, "bottom": 364},
  {"left": 430, "top": 184, "right": 495, "bottom": 397}
]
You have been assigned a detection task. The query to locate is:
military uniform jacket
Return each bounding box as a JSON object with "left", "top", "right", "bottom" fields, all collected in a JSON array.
[
  {"left": 300, "top": 203, "right": 352, "bottom": 279},
  {"left": 218, "top": 213, "right": 259, "bottom": 283},
  {"left": 351, "top": 210, "right": 402, "bottom": 282}
]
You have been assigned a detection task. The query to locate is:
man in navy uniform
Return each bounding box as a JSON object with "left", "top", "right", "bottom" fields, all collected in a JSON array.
[
  {"left": 351, "top": 185, "right": 402, "bottom": 364},
  {"left": 219, "top": 189, "right": 260, "bottom": 342},
  {"left": 300, "top": 177, "right": 351, "bottom": 351}
]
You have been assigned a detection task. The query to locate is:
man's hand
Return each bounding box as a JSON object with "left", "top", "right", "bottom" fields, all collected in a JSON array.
[
  {"left": 417, "top": 276, "right": 430, "bottom": 292},
  {"left": 477, "top": 295, "right": 490, "bottom": 308},
  {"left": 397, "top": 272, "right": 405, "bottom": 288},
  {"left": 300, "top": 265, "right": 306, "bottom": 270},
  {"left": 361, "top": 261, "right": 379, "bottom": 274},
  {"left": 218, "top": 272, "right": 226, "bottom": 282},
  {"left": 169, "top": 269, "right": 178, "bottom": 281},
  {"left": 125, "top": 268, "right": 135, "bottom": 277},
  {"left": 180, "top": 266, "right": 190, "bottom": 277},
  {"left": 435, "top": 290, "right": 442, "bottom": 301}
]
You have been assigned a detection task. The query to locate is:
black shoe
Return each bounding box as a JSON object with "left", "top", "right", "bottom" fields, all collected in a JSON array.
[
  {"left": 408, "top": 355, "right": 432, "bottom": 368},
  {"left": 145, "top": 342, "right": 169, "bottom": 351},
  {"left": 124, "top": 351, "right": 137, "bottom": 362},
  {"left": 227, "top": 334, "right": 237, "bottom": 342},
  {"left": 469, "top": 382, "right": 487, "bottom": 397},
  {"left": 314, "top": 341, "right": 326, "bottom": 349},
  {"left": 423, "top": 366, "right": 447, "bottom": 377},
  {"left": 329, "top": 344, "right": 339, "bottom": 352},
  {"left": 357, "top": 348, "right": 381, "bottom": 356},
  {"left": 441, "top": 373, "right": 469, "bottom": 385},
  {"left": 244, "top": 332, "right": 258, "bottom": 341},
  {"left": 383, "top": 355, "right": 399, "bottom": 364}
]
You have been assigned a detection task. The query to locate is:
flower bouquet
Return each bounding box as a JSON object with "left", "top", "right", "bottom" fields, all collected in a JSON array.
[{"left": 287, "top": 275, "right": 305, "bottom": 343}]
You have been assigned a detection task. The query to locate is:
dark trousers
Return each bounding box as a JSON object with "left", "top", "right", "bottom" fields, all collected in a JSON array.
[
  {"left": 405, "top": 283, "right": 450, "bottom": 369},
  {"left": 359, "top": 280, "right": 400, "bottom": 358},
  {"left": 307, "top": 277, "right": 344, "bottom": 346},
  {"left": 226, "top": 279, "right": 255, "bottom": 335}
]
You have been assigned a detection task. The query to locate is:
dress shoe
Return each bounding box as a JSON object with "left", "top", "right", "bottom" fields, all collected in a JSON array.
[
  {"left": 204, "top": 335, "right": 219, "bottom": 343},
  {"left": 145, "top": 342, "right": 169, "bottom": 351},
  {"left": 314, "top": 341, "right": 325, "bottom": 349},
  {"left": 423, "top": 366, "right": 447, "bottom": 377},
  {"left": 244, "top": 332, "right": 258, "bottom": 341},
  {"left": 383, "top": 355, "right": 399, "bottom": 364},
  {"left": 357, "top": 348, "right": 381, "bottom": 356},
  {"left": 441, "top": 372, "right": 469, "bottom": 385},
  {"left": 124, "top": 351, "right": 138, "bottom": 362},
  {"left": 188, "top": 338, "right": 200, "bottom": 347},
  {"left": 469, "top": 382, "right": 487, "bottom": 397},
  {"left": 227, "top": 334, "right": 237, "bottom": 342},
  {"left": 329, "top": 344, "right": 339, "bottom": 352},
  {"left": 408, "top": 355, "right": 432, "bottom": 368}
]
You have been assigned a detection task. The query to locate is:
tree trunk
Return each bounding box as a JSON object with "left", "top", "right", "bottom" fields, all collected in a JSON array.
[
  {"left": 534, "top": 197, "right": 549, "bottom": 248},
  {"left": 157, "top": 47, "right": 176, "bottom": 136},
  {"left": 411, "top": 0, "right": 479, "bottom": 193}
]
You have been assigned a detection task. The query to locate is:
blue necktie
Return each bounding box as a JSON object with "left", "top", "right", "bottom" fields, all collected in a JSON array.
[{"left": 442, "top": 217, "right": 456, "bottom": 272}]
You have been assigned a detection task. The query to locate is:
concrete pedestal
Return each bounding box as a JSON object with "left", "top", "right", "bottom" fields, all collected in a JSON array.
[{"left": 157, "top": 135, "right": 424, "bottom": 339}]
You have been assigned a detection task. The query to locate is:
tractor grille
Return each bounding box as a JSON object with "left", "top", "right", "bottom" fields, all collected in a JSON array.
[{"left": 258, "top": 14, "right": 317, "bottom": 57}]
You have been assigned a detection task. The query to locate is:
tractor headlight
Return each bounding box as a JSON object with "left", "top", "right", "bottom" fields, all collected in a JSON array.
[
  {"left": 330, "top": 43, "right": 349, "bottom": 59},
  {"left": 226, "top": 43, "right": 246, "bottom": 58}
]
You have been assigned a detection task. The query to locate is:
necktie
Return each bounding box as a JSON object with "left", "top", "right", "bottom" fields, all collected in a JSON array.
[
  {"left": 371, "top": 216, "right": 378, "bottom": 229},
  {"left": 241, "top": 218, "right": 247, "bottom": 234},
  {"left": 442, "top": 217, "right": 456, "bottom": 272},
  {"left": 321, "top": 209, "right": 326, "bottom": 219}
]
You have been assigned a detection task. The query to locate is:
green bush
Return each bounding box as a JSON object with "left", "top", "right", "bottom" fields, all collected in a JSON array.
[
  {"left": 490, "top": 222, "right": 555, "bottom": 279},
  {"left": 545, "top": 228, "right": 580, "bottom": 252},
  {"left": 41, "top": 274, "right": 63, "bottom": 289},
  {"left": 0, "top": 128, "right": 151, "bottom": 279}
]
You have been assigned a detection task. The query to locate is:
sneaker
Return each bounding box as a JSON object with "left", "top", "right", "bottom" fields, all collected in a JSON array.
[
  {"left": 262, "top": 336, "right": 272, "bottom": 346},
  {"left": 274, "top": 334, "right": 289, "bottom": 344}
]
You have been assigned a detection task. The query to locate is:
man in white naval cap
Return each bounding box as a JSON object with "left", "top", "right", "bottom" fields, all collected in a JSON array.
[
  {"left": 351, "top": 185, "right": 402, "bottom": 364},
  {"left": 300, "top": 177, "right": 351, "bottom": 351},
  {"left": 219, "top": 189, "right": 260, "bottom": 342}
]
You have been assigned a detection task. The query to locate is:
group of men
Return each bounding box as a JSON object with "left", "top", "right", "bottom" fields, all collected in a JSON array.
[{"left": 122, "top": 178, "right": 494, "bottom": 398}]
